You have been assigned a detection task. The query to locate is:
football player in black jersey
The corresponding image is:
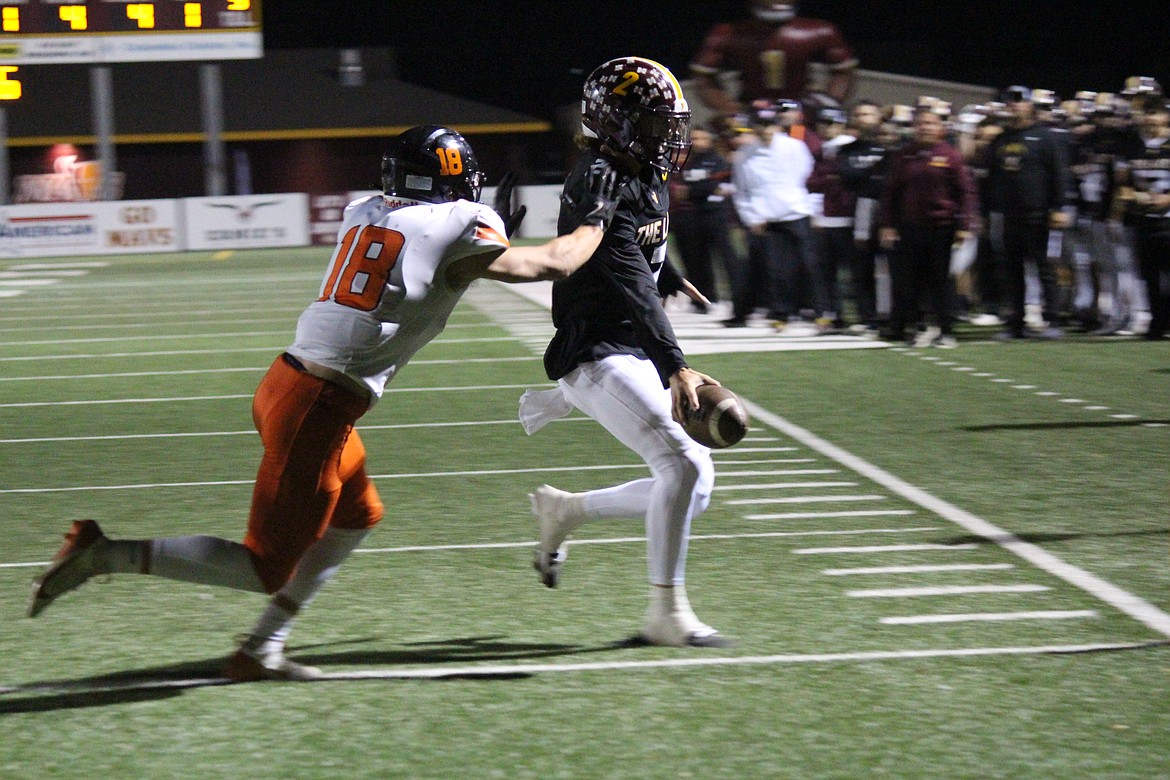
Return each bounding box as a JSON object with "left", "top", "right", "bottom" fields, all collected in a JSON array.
[
  {"left": 519, "top": 57, "right": 733, "bottom": 647},
  {"left": 1120, "top": 89, "right": 1170, "bottom": 339},
  {"left": 988, "top": 86, "right": 1074, "bottom": 339}
]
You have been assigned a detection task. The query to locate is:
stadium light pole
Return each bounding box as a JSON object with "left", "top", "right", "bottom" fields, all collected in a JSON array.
[
  {"left": 90, "top": 66, "right": 117, "bottom": 201},
  {"left": 0, "top": 106, "right": 8, "bottom": 205},
  {"left": 201, "top": 64, "right": 227, "bottom": 196}
]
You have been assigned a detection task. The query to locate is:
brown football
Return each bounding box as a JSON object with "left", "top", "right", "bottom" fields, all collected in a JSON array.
[{"left": 673, "top": 384, "right": 750, "bottom": 449}]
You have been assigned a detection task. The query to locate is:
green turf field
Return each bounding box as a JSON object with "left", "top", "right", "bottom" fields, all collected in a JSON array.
[{"left": 1, "top": 247, "right": 1167, "bottom": 779}]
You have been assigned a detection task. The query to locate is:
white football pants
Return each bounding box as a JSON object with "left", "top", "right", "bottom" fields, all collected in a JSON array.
[{"left": 558, "top": 354, "right": 714, "bottom": 586}]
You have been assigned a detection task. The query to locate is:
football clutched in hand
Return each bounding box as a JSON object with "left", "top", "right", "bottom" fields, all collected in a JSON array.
[{"left": 673, "top": 384, "right": 750, "bottom": 449}]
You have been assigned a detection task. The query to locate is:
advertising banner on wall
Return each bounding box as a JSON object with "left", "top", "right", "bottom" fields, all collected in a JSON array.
[
  {"left": 183, "top": 193, "right": 309, "bottom": 251},
  {"left": 0, "top": 200, "right": 181, "bottom": 257}
]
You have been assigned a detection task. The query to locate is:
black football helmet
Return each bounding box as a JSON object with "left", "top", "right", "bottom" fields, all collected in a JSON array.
[
  {"left": 580, "top": 57, "right": 692, "bottom": 173},
  {"left": 381, "top": 125, "right": 485, "bottom": 204}
]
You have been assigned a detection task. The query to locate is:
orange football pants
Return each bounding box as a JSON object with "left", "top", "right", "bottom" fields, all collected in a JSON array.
[{"left": 243, "top": 354, "right": 384, "bottom": 592}]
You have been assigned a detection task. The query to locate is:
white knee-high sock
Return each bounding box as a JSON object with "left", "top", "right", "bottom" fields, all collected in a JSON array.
[
  {"left": 241, "top": 526, "right": 371, "bottom": 655},
  {"left": 646, "top": 583, "right": 707, "bottom": 635},
  {"left": 97, "top": 535, "right": 266, "bottom": 592},
  {"left": 581, "top": 478, "right": 654, "bottom": 519},
  {"left": 645, "top": 451, "right": 713, "bottom": 586}
]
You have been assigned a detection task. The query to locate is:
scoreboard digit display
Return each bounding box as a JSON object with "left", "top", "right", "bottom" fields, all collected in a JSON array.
[{"left": 0, "top": 0, "right": 261, "bottom": 63}]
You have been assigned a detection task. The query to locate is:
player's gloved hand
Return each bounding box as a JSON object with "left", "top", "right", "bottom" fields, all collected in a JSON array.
[
  {"left": 568, "top": 159, "right": 623, "bottom": 230},
  {"left": 492, "top": 172, "right": 527, "bottom": 238}
]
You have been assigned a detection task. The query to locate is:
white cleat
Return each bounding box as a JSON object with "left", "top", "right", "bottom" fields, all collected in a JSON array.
[
  {"left": 912, "top": 325, "right": 941, "bottom": 349},
  {"left": 638, "top": 615, "right": 736, "bottom": 649},
  {"left": 637, "top": 585, "right": 736, "bottom": 648},
  {"left": 529, "top": 484, "right": 577, "bottom": 588},
  {"left": 28, "top": 519, "right": 108, "bottom": 618}
]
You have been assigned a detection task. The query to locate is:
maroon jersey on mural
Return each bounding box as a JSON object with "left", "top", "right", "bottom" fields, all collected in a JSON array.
[{"left": 691, "top": 16, "right": 857, "bottom": 106}]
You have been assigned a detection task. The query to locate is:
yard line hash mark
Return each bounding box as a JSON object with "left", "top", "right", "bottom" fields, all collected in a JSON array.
[
  {"left": 743, "top": 400, "right": 1170, "bottom": 638},
  {"left": 880, "top": 611, "right": 1098, "bottom": 625}
]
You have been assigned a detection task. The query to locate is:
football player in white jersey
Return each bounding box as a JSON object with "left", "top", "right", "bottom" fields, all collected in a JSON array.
[{"left": 28, "top": 125, "right": 621, "bottom": 681}]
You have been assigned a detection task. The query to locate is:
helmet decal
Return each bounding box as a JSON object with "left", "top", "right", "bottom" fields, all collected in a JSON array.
[{"left": 381, "top": 125, "right": 484, "bottom": 204}]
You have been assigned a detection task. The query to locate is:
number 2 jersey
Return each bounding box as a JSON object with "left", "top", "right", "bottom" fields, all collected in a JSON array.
[
  {"left": 287, "top": 194, "right": 509, "bottom": 404},
  {"left": 543, "top": 149, "right": 687, "bottom": 387}
]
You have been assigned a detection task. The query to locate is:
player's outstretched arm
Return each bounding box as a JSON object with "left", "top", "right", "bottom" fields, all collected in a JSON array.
[
  {"left": 478, "top": 223, "right": 607, "bottom": 283},
  {"left": 446, "top": 223, "right": 606, "bottom": 287},
  {"left": 448, "top": 162, "right": 621, "bottom": 286}
]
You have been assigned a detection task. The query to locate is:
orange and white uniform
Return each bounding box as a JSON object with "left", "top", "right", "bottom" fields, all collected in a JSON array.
[
  {"left": 288, "top": 194, "right": 510, "bottom": 402},
  {"left": 245, "top": 195, "right": 509, "bottom": 590}
]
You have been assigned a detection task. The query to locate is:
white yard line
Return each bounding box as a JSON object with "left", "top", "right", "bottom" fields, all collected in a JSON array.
[
  {"left": 719, "top": 481, "right": 860, "bottom": 492},
  {"left": 0, "top": 305, "right": 304, "bottom": 323},
  {"left": 4, "top": 261, "right": 110, "bottom": 270},
  {"left": 847, "top": 584, "right": 1049, "bottom": 598},
  {"left": 0, "top": 270, "right": 91, "bottom": 278},
  {"left": 0, "top": 643, "right": 1157, "bottom": 693},
  {"left": 721, "top": 494, "right": 883, "bottom": 504},
  {"left": 711, "top": 474, "right": 844, "bottom": 488},
  {"left": 1, "top": 330, "right": 291, "bottom": 347},
  {"left": 0, "top": 416, "right": 592, "bottom": 445},
  {"left": 0, "top": 462, "right": 650, "bottom": 494},
  {"left": 0, "top": 356, "right": 541, "bottom": 383},
  {"left": 796, "top": 543, "right": 981, "bottom": 554},
  {"left": 707, "top": 469, "right": 823, "bottom": 477},
  {"left": 0, "top": 337, "right": 519, "bottom": 362},
  {"left": 0, "top": 346, "right": 291, "bottom": 362},
  {"left": 823, "top": 563, "right": 1016, "bottom": 576},
  {"left": 0, "top": 383, "right": 549, "bottom": 408},
  {"left": 880, "top": 611, "right": 1098, "bottom": 625},
  {"left": 741, "top": 510, "right": 916, "bottom": 519},
  {"left": 0, "top": 527, "right": 941, "bottom": 569}
]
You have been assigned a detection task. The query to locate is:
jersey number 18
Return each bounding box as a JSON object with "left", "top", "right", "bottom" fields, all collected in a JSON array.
[{"left": 318, "top": 225, "right": 405, "bottom": 311}]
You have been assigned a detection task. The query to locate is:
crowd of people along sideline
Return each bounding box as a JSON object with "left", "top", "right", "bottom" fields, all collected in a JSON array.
[{"left": 667, "top": 76, "right": 1170, "bottom": 344}]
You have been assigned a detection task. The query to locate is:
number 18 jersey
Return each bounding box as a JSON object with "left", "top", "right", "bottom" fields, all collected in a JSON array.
[{"left": 287, "top": 194, "right": 509, "bottom": 403}]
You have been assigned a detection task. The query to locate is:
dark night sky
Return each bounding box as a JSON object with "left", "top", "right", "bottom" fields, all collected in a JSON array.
[{"left": 262, "top": 1, "right": 1170, "bottom": 118}]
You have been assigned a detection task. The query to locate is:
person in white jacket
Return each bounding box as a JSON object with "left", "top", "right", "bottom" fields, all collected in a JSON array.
[{"left": 731, "top": 99, "right": 827, "bottom": 328}]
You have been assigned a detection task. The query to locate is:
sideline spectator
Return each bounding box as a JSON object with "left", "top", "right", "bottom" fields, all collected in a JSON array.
[
  {"left": 838, "top": 99, "right": 891, "bottom": 332},
  {"left": 1120, "top": 89, "right": 1170, "bottom": 339},
  {"left": 731, "top": 100, "right": 829, "bottom": 329},
  {"left": 987, "top": 86, "right": 1073, "bottom": 340},
  {"left": 808, "top": 105, "right": 855, "bottom": 328},
  {"left": 722, "top": 110, "right": 776, "bottom": 326},
  {"left": 670, "top": 126, "right": 737, "bottom": 313},
  {"left": 878, "top": 107, "right": 979, "bottom": 347},
  {"left": 1064, "top": 92, "right": 1143, "bottom": 334},
  {"left": 957, "top": 108, "right": 1005, "bottom": 325}
]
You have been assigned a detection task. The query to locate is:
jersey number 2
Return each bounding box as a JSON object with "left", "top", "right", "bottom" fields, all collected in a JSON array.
[{"left": 318, "top": 225, "right": 405, "bottom": 311}]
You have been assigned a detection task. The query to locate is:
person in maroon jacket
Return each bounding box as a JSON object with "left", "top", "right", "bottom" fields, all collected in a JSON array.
[
  {"left": 808, "top": 105, "right": 857, "bottom": 329},
  {"left": 878, "top": 107, "right": 979, "bottom": 347}
]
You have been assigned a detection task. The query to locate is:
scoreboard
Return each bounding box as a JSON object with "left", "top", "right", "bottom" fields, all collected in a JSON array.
[{"left": 0, "top": 0, "right": 261, "bottom": 63}]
